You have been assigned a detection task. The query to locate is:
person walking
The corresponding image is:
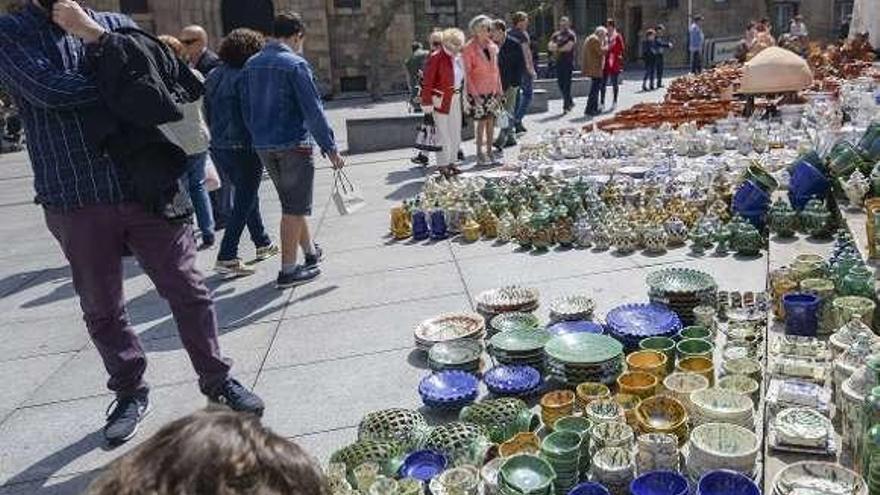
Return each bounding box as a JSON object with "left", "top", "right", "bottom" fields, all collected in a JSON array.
[
  {"left": 509, "top": 11, "right": 536, "bottom": 135},
  {"left": 548, "top": 16, "right": 577, "bottom": 113},
  {"left": 463, "top": 15, "right": 503, "bottom": 166},
  {"left": 405, "top": 41, "right": 430, "bottom": 113},
  {"left": 582, "top": 26, "right": 607, "bottom": 117},
  {"left": 653, "top": 24, "right": 673, "bottom": 88},
  {"left": 789, "top": 15, "right": 808, "bottom": 39},
  {"left": 641, "top": 29, "right": 656, "bottom": 92},
  {"left": 601, "top": 19, "right": 624, "bottom": 110},
  {"left": 412, "top": 30, "right": 443, "bottom": 167},
  {"left": 689, "top": 15, "right": 705, "bottom": 74},
  {"left": 0, "top": 0, "right": 265, "bottom": 444},
  {"left": 180, "top": 25, "right": 221, "bottom": 77},
  {"left": 180, "top": 25, "right": 231, "bottom": 232},
  {"left": 420, "top": 28, "right": 467, "bottom": 177},
  {"left": 205, "top": 28, "right": 279, "bottom": 277},
  {"left": 158, "top": 35, "right": 216, "bottom": 251},
  {"left": 241, "top": 12, "right": 344, "bottom": 288},
  {"left": 492, "top": 19, "right": 525, "bottom": 150}
]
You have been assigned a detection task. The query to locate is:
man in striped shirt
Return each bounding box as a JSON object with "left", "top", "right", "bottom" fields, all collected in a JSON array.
[{"left": 0, "top": 0, "right": 265, "bottom": 445}]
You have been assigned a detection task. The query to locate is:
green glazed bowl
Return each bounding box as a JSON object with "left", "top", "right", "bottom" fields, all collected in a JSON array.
[
  {"left": 553, "top": 416, "right": 593, "bottom": 437},
  {"left": 541, "top": 430, "right": 582, "bottom": 458},
  {"left": 678, "top": 325, "right": 711, "bottom": 341},
  {"left": 499, "top": 454, "right": 556, "bottom": 494},
  {"left": 676, "top": 338, "right": 714, "bottom": 360}
]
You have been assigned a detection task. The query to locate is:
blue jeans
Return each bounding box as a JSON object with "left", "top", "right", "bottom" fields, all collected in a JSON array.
[
  {"left": 184, "top": 152, "right": 215, "bottom": 243},
  {"left": 514, "top": 75, "right": 534, "bottom": 124},
  {"left": 212, "top": 148, "right": 272, "bottom": 261}
]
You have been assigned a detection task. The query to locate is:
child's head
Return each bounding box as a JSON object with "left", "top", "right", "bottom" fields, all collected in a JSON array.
[{"left": 87, "top": 407, "right": 328, "bottom": 495}]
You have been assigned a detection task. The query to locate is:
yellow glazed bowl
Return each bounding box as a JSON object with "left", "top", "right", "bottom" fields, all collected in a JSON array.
[
  {"left": 617, "top": 371, "right": 659, "bottom": 399},
  {"left": 626, "top": 350, "right": 668, "bottom": 380}
]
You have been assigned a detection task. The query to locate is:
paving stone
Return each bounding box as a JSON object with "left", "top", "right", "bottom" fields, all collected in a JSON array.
[
  {"left": 0, "top": 378, "right": 238, "bottom": 485},
  {"left": 292, "top": 427, "right": 358, "bottom": 465},
  {"left": 285, "top": 262, "right": 466, "bottom": 318},
  {"left": 315, "top": 208, "right": 395, "bottom": 253},
  {"left": 0, "top": 317, "right": 88, "bottom": 363},
  {"left": 256, "top": 348, "right": 424, "bottom": 437},
  {"left": 318, "top": 241, "right": 453, "bottom": 280},
  {"left": 265, "top": 293, "right": 471, "bottom": 369},
  {"left": 0, "top": 471, "right": 100, "bottom": 495},
  {"left": 24, "top": 323, "right": 277, "bottom": 407},
  {"left": 0, "top": 354, "right": 71, "bottom": 424}
]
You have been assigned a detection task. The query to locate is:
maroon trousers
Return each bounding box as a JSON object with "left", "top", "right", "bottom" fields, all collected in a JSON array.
[{"left": 44, "top": 202, "right": 231, "bottom": 397}]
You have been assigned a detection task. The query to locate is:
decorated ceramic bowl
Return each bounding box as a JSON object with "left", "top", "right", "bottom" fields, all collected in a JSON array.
[
  {"left": 576, "top": 382, "right": 612, "bottom": 409},
  {"left": 716, "top": 374, "right": 760, "bottom": 402},
  {"left": 627, "top": 350, "right": 668, "bottom": 379},
  {"left": 549, "top": 295, "right": 596, "bottom": 322},
  {"left": 498, "top": 454, "right": 556, "bottom": 494},
  {"left": 721, "top": 358, "right": 762, "bottom": 381},
  {"left": 618, "top": 371, "right": 659, "bottom": 399},
  {"left": 568, "top": 482, "right": 611, "bottom": 495},
  {"left": 690, "top": 389, "right": 754, "bottom": 428},
  {"left": 585, "top": 398, "right": 628, "bottom": 425},
  {"left": 542, "top": 430, "right": 582, "bottom": 458},
  {"left": 676, "top": 338, "right": 714, "bottom": 360},
  {"left": 498, "top": 431, "right": 541, "bottom": 458},
  {"left": 636, "top": 396, "right": 688, "bottom": 444},
  {"left": 630, "top": 470, "right": 689, "bottom": 495},
  {"left": 590, "top": 421, "right": 636, "bottom": 454},
  {"left": 676, "top": 356, "right": 715, "bottom": 386},
  {"left": 614, "top": 393, "right": 643, "bottom": 427},
  {"left": 541, "top": 390, "right": 576, "bottom": 411},
  {"left": 688, "top": 422, "right": 759, "bottom": 473},
  {"left": 696, "top": 469, "right": 760, "bottom": 495},
  {"left": 490, "top": 312, "right": 541, "bottom": 334},
  {"left": 771, "top": 461, "right": 866, "bottom": 495}
]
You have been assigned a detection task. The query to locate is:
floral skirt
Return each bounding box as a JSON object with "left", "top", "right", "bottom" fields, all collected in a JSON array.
[{"left": 467, "top": 93, "right": 503, "bottom": 121}]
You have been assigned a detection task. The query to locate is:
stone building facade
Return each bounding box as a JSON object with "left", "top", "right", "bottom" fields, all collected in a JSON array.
[{"left": 2, "top": 0, "right": 854, "bottom": 95}]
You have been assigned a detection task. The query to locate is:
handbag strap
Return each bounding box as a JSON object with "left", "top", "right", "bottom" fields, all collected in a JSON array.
[{"left": 334, "top": 169, "right": 355, "bottom": 194}]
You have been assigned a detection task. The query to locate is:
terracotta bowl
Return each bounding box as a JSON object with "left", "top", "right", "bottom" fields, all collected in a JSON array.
[
  {"left": 617, "top": 371, "right": 659, "bottom": 399},
  {"left": 626, "top": 350, "right": 668, "bottom": 379}
]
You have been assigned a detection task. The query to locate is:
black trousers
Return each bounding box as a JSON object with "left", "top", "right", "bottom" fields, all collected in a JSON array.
[
  {"left": 690, "top": 51, "right": 702, "bottom": 74},
  {"left": 655, "top": 54, "right": 665, "bottom": 86},
  {"left": 556, "top": 60, "right": 574, "bottom": 110},
  {"left": 643, "top": 56, "right": 656, "bottom": 89},
  {"left": 586, "top": 77, "right": 602, "bottom": 115}
]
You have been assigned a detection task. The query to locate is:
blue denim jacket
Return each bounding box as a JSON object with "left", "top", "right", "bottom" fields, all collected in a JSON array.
[
  {"left": 204, "top": 64, "right": 251, "bottom": 150},
  {"left": 241, "top": 41, "right": 336, "bottom": 153}
]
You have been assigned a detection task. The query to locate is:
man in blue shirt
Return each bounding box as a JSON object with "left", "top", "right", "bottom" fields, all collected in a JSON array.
[
  {"left": 0, "top": 0, "right": 265, "bottom": 445},
  {"left": 689, "top": 15, "right": 705, "bottom": 74},
  {"left": 241, "top": 12, "right": 344, "bottom": 289}
]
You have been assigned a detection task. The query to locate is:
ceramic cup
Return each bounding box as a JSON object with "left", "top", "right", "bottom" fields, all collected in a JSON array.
[
  {"left": 576, "top": 382, "right": 612, "bottom": 412},
  {"left": 640, "top": 337, "right": 677, "bottom": 374},
  {"left": 626, "top": 350, "right": 668, "bottom": 380},
  {"left": 676, "top": 338, "right": 714, "bottom": 361},
  {"left": 678, "top": 326, "right": 712, "bottom": 341}
]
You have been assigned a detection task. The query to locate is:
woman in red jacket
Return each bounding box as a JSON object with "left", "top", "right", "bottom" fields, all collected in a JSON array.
[
  {"left": 602, "top": 18, "right": 625, "bottom": 110},
  {"left": 420, "top": 28, "right": 467, "bottom": 177}
]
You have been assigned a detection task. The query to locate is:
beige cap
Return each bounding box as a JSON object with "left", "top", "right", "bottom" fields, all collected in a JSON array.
[{"left": 738, "top": 46, "right": 813, "bottom": 94}]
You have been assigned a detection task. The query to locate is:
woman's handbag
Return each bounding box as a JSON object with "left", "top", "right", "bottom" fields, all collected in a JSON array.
[
  {"left": 332, "top": 169, "right": 366, "bottom": 216},
  {"left": 414, "top": 113, "right": 442, "bottom": 152}
]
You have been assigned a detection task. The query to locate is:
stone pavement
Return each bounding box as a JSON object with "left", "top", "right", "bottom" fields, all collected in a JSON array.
[{"left": 0, "top": 72, "right": 768, "bottom": 495}]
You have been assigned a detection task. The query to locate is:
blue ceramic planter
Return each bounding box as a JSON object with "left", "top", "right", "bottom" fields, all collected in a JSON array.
[
  {"left": 789, "top": 161, "right": 829, "bottom": 209},
  {"left": 696, "top": 470, "right": 760, "bottom": 495},
  {"left": 793, "top": 150, "right": 826, "bottom": 173},
  {"left": 732, "top": 180, "right": 771, "bottom": 217},
  {"left": 429, "top": 209, "right": 448, "bottom": 240},
  {"left": 412, "top": 210, "right": 429, "bottom": 240},
  {"left": 783, "top": 292, "right": 822, "bottom": 337},
  {"left": 630, "top": 471, "right": 688, "bottom": 495},
  {"left": 568, "top": 482, "right": 611, "bottom": 495}
]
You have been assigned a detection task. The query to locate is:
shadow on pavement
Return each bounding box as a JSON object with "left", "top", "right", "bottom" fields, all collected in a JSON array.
[
  {"left": 385, "top": 181, "right": 424, "bottom": 202},
  {"left": 0, "top": 431, "right": 104, "bottom": 494}
]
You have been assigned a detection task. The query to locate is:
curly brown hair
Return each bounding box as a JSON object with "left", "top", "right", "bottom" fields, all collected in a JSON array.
[
  {"left": 218, "top": 28, "right": 266, "bottom": 69},
  {"left": 86, "top": 407, "right": 329, "bottom": 495}
]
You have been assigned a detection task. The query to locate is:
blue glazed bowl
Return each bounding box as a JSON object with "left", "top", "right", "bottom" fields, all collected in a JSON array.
[
  {"left": 630, "top": 470, "right": 688, "bottom": 495},
  {"left": 398, "top": 450, "right": 448, "bottom": 481},
  {"left": 696, "top": 470, "right": 760, "bottom": 495},
  {"left": 789, "top": 161, "right": 829, "bottom": 203},
  {"left": 546, "top": 320, "right": 605, "bottom": 337},
  {"left": 484, "top": 365, "right": 542, "bottom": 395},
  {"left": 418, "top": 371, "right": 479, "bottom": 403},
  {"left": 567, "top": 481, "right": 611, "bottom": 495},
  {"left": 732, "top": 180, "right": 771, "bottom": 216}
]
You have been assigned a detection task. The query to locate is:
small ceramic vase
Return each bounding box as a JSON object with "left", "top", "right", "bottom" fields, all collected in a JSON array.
[
  {"left": 429, "top": 206, "right": 449, "bottom": 240},
  {"left": 841, "top": 170, "right": 870, "bottom": 208},
  {"left": 461, "top": 214, "right": 481, "bottom": 243},
  {"left": 642, "top": 224, "right": 669, "bottom": 254},
  {"left": 841, "top": 264, "right": 876, "bottom": 299},
  {"left": 574, "top": 215, "right": 593, "bottom": 248},
  {"left": 731, "top": 221, "right": 764, "bottom": 256},
  {"left": 412, "top": 207, "right": 430, "bottom": 241},
  {"left": 833, "top": 296, "right": 876, "bottom": 328},
  {"left": 799, "top": 278, "right": 836, "bottom": 335},
  {"left": 800, "top": 198, "right": 833, "bottom": 238},
  {"left": 768, "top": 198, "right": 799, "bottom": 238},
  {"left": 665, "top": 216, "right": 689, "bottom": 246},
  {"left": 391, "top": 206, "right": 413, "bottom": 240}
]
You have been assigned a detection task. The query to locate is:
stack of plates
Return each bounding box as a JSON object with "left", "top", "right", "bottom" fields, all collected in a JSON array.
[
  {"left": 476, "top": 286, "right": 540, "bottom": 321},
  {"left": 544, "top": 333, "right": 625, "bottom": 387},
  {"left": 484, "top": 365, "right": 543, "bottom": 397},
  {"left": 545, "top": 320, "right": 604, "bottom": 337},
  {"left": 488, "top": 329, "right": 551, "bottom": 371},
  {"left": 418, "top": 371, "right": 479, "bottom": 410},
  {"left": 548, "top": 295, "right": 596, "bottom": 322},
  {"left": 414, "top": 313, "right": 485, "bottom": 351},
  {"left": 646, "top": 268, "right": 717, "bottom": 325},
  {"left": 489, "top": 312, "right": 541, "bottom": 337},
  {"left": 428, "top": 340, "right": 484, "bottom": 374},
  {"left": 606, "top": 304, "right": 682, "bottom": 351}
]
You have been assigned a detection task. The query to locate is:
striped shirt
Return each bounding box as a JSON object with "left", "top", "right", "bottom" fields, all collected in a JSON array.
[{"left": 0, "top": 4, "right": 135, "bottom": 209}]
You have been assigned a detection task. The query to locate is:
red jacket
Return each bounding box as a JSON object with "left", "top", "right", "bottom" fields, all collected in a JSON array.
[
  {"left": 420, "top": 50, "right": 462, "bottom": 114},
  {"left": 604, "top": 32, "right": 625, "bottom": 75}
]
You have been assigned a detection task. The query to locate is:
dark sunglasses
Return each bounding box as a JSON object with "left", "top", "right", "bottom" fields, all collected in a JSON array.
[{"left": 181, "top": 38, "right": 200, "bottom": 45}]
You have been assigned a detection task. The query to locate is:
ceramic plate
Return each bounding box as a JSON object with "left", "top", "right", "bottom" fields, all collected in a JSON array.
[
  {"left": 549, "top": 295, "right": 596, "bottom": 320},
  {"left": 489, "top": 329, "right": 551, "bottom": 353},
  {"left": 490, "top": 312, "right": 541, "bottom": 333},
  {"left": 646, "top": 268, "right": 717, "bottom": 295},
  {"left": 606, "top": 304, "right": 682, "bottom": 337},
  {"left": 772, "top": 461, "right": 866, "bottom": 495},
  {"left": 428, "top": 340, "right": 483, "bottom": 367},
  {"left": 546, "top": 320, "right": 605, "bottom": 337},
  {"left": 484, "top": 365, "right": 541, "bottom": 394},
  {"left": 544, "top": 333, "right": 624, "bottom": 365},
  {"left": 415, "top": 313, "right": 484, "bottom": 344},
  {"left": 476, "top": 286, "right": 540, "bottom": 312},
  {"left": 773, "top": 407, "right": 830, "bottom": 445},
  {"left": 418, "top": 371, "right": 479, "bottom": 402}
]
